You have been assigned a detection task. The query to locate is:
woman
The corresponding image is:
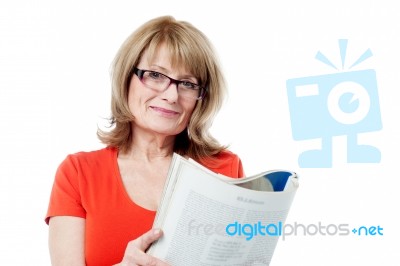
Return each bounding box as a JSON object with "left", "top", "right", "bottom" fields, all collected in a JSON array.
[{"left": 45, "top": 16, "right": 244, "bottom": 266}]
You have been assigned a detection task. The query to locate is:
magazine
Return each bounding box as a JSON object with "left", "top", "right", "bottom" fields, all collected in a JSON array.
[{"left": 147, "top": 153, "right": 299, "bottom": 265}]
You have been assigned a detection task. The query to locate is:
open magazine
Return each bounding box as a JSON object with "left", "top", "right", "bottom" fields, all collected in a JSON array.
[{"left": 147, "top": 153, "right": 299, "bottom": 265}]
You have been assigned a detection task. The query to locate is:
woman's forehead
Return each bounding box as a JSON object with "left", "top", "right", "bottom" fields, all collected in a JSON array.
[{"left": 141, "top": 45, "right": 193, "bottom": 75}]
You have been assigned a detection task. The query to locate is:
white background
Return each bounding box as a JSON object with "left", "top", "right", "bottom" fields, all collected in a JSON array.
[{"left": 1, "top": 0, "right": 399, "bottom": 265}]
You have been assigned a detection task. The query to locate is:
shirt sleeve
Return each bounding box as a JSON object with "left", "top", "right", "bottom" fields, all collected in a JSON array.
[
  {"left": 236, "top": 156, "right": 245, "bottom": 178},
  {"left": 45, "top": 155, "right": 86, "bottom": 224},
  {"left": 201, "top": 150, "right": 245, "bottom": 178},
  {"left": 229, "top": 152, "right": 245, "bottom": 178}
]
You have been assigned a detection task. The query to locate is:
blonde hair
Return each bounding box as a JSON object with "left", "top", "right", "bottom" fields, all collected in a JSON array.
[{"left": 97, "top": 15, "right": 227, "bottom": 161}]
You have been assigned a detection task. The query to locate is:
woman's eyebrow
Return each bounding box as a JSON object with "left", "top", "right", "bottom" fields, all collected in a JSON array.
[{"left": 149, "top": 64, "right": 197, "bottom": 81}]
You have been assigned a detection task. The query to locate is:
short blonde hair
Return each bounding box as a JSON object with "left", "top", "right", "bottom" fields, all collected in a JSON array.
[{"left": 98, "top": 16, "right": 227, "bottom": 160}]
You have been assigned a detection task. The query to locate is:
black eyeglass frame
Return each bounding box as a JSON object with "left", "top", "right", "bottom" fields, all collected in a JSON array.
[{"left": 132, "top": 67, "right": 207, "bottom": 100}]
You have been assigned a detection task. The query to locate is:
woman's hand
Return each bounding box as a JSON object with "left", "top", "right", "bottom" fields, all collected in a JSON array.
[{"left": 115, "top": 228, "right": 170, "bottom": 266}]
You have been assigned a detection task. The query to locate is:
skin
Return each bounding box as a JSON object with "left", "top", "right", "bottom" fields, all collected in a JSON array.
[
  {"left": 48, "top": 44, "right": 198, "bottom": 266},
  {"left": 118, "top": 44, "right": 198, "bottom": 212}
]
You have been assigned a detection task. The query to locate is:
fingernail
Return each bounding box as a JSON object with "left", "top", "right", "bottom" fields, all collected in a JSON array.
[{"left": 154, "top": 229, "right": 161, "bottom": 236}]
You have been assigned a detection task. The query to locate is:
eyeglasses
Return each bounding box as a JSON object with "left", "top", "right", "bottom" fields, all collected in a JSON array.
[{"left": 132, "top": 67, "right": 206, "bottom": 100}]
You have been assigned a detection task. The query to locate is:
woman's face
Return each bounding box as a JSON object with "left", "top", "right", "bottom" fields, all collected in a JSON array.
[{"left": 127, "top": 44, "right": 198, "bottom": 138}]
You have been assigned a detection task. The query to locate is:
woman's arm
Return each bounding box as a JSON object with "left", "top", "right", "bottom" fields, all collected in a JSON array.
[{"left": 48, "top": 216, "right": 85, "bottom": 266}]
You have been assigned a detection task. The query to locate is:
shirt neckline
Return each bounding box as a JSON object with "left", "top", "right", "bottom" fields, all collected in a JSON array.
[{"left": 110, "top": 147, "right": 157, "bottom": 214}]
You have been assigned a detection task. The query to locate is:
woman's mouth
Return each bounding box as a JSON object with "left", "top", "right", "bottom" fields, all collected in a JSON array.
[{"left": 150, "top": 106, "right": 180, "bottom": 117}]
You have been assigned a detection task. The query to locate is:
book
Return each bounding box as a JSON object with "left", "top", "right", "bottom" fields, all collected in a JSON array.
[{"left": 147, "top": 153, "right": 299, "bottom": 265}]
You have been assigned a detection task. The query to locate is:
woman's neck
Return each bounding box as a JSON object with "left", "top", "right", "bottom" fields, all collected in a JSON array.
[{"left": 123, "top": 128, "right": 175, "bottom": 162}]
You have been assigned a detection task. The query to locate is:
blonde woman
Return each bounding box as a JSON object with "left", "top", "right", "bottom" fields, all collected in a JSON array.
[{"left": 45, "top": 16, "right": 244, "bottom": 266}]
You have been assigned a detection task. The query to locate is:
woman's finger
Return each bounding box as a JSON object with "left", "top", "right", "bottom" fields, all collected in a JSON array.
[{"left": 131, "top": 228, "right": 163, "bottom": 251}]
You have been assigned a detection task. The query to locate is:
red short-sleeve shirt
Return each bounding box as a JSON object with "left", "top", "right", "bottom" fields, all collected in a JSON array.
[{"left": 45, "top": 147, "right": 244, "bottom": 266}]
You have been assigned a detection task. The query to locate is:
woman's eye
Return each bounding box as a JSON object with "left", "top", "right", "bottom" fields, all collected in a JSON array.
[
  {"left": 148, "top": 71, "right": 162, "bottom": 79},
  {"left": 181, "top": 81, "right": 196, "bottom": 89}
]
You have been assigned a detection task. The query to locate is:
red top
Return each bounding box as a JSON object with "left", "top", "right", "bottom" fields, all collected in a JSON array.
[{"left": 45, "top": 146, "right": 244, "bottom": 266}]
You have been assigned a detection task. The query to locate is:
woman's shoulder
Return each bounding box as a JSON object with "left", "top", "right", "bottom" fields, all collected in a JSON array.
[
  {"left": 213, "top": 149, "right": 240, "bottom": 160},
  {"left": 201, "top": 149, "right": 244, "bottom": 178},
  {"left": 59, "top": 146, "right": 117, "bottom": 170},
  {"left": 67, "top": 146, "right": 116, "bottom": 159}
]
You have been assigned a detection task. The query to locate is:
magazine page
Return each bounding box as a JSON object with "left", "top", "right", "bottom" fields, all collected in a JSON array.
[
  {"left": 147, "top": 154, "right": 298, "bottom": 265},
  {"left": 187, "top": 157, "right": 297, "bottom": 192}
]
